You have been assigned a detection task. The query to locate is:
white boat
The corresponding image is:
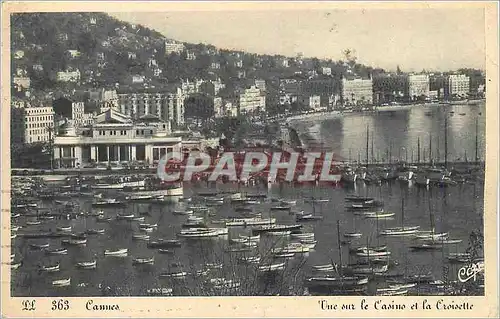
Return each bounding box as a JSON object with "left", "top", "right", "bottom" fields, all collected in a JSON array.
[
  {"left": 11, "top": 261, "right": 22, "bottom": 270},
  {"left": 281, "top": 200, "right": 297, "bottom": 206},
  {"left": 131, "top": 216, "right": 145, "bottom": 222},
  {"left": 56, "top": 226, "right": 72, "bottom": 232},
  {"left": 133, "top": 257, "right": 155, "bottom": 265},
  {"left": 146, "top": 287, "right": 173, "bottom": 296},
  {"left": 313, "top": 264, "right": 335, "bottom": 272},
  {"left": 41, "top": 264, "right": 60, "bottom": 272},
  {"left": 224, "top": 217, "right": 276, "bottom": 227},
  {"left": 76, "top": 260, "right": 97, "bottom": 269},
  {"left": 132, "top": 233, "right": 150, "bottom": 241},
  {"left": 52, "top": 278, "right": 71, "bottom": 287},
  {"left": 159, "top": 271, "right": 188, "bottom": 278},
  {"left": 364, "top": 212, "right": 395, "bottom": 219},
  {"left": 85, "top": 228, "right": 106, "bottom": 235},
  {"left": 11, "top": 225, "right": 20, "bottom": 232},
  {"left": 414, "top": 232, "right": 449, "bottom": 241},
  {"left": 46, "top": 248, "right": 68, "bottom": 255},
  {"left": 177, "top": 229, "right": 219, "bottom": 238},
  {"left": 377, "top": 289, "right": 408, "bottom": 296},
  {"left": 264, "top": 231, "right": 291, "bottom": 236},
  {"left": 356, "top": 250, "right": 392, "bottom": 258},
  {"left": 30, "top": 243, "right": 50, "bottom": 249},
  {"left": 139, "top": 223, "right": 158, "bottom": 229},
  {"left": 62, "top": 237, "right": 87, "bottom": 245},
  {"left": 344, "top": 263, "right": 389, "bottom": 275},
  {"left": 258, "top": 262, "right": 285, "bottom": 272},
  {"left": 380, "top": 226, "right": 420, "bottom": 236},
  {"left": 26, "top": 220, "right": 41, "bottom": 226},
  {"left": 139, "top": 227, "right": 155, "bottom": 233},
  {"left": 104, "top": 248, "right": 128, "bottom": 256}
]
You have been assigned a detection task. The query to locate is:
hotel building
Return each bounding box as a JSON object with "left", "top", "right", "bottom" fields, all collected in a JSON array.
[
  {"left": 342, "top": 78, "right": 373, "bottom": 106},
  {"left": 407, "top": 74, "right": 430, "bottom": 100},
  {"left": 11, "top": 104, "right": 55, "bottom": 145}
]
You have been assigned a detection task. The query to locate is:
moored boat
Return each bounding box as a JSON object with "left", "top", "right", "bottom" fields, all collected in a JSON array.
[
  {"left": 104, "top": 248, "right": 128, "bottom": 256},
  {"left": 76, "top": 260, "right": 97, "bottom": 269},
  {"left": 52, "top": 278, "right": 71, "bottom": 287}
]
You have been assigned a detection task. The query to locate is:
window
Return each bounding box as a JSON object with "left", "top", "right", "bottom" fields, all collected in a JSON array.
[
  {"left": 150, "top": 130, "right": 153, "bottom": 134},
  {"left": 141, "top": 130, "right": 144, "bottom": 135},
  {"left": 136, "top": 130, "right": 140, "bottom": 135}
]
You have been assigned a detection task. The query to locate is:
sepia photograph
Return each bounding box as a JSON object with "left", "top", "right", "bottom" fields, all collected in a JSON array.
[{"left": 2, "top": 1, "right": 497, "bottom": 314}]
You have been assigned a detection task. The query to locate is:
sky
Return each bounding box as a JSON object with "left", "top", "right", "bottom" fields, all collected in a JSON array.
[{"left": 110, "top": 7, "right": 486, "bottom": 72}]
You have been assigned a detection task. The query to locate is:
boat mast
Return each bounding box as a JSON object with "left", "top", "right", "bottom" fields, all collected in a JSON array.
[
  {"left": 371, "top": 131, "right": 374, "bottom": 164},
  {"left": 475, "top": 117, "right": 479, "bottom": 164},
  {"left": 429, "top": 133, "right": 432, "bottom": 165},
  {"left": 417, "top": 137, "right": 421, "bottom": 163},
  {"left": 336, "top": 220, "right": 343, "bottom": 277},
  {"left": 365, "top": 125, "right": 369, "bottom": 165},
  {"left": 401, "top": 197, "right": 405, "bottom": 231},
  {"left": 444, "top": 116, "right": 448, "bottom": 168}
]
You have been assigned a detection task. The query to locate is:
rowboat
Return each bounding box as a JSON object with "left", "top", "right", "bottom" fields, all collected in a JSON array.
[
  {"left": 258, "top": 262, "right": 285, "bottom": 272},
  {"left": 29, "top": 243, "right": 50, "bottom": 249},
  {"left": 159, "top": 271, "right": 188, "bottom": 279},
  {"left": 11, "top": 225, "right": 21, "bottom": 232},
  {"left": 296, "top": 214, "right": 323, "bottom": 222},
  {"left": 46, "top": 248, "right": 68, "bottom": 255},
  {"left": 264, "top": 231, "right": 291, "bottom": 236},
  {"left": 131, "top": 216, "right": 145, "bottom": 222},
  {"left": 312, "top": 264, "right": 335, "bottom": 272},
  {"left": 139, "top": 223, "right": 158, "bottom": 229},
  {"left": 76, "top": 260, "right": 97, "bottom": 269},
  {"left": 147, "top": 239, "right": 181, "bottom": 248},
  {"left": 96, "top": 216, "right": 112, "bottom": 223},
  {"left": 133, "top": 257, "right": 155, "bottom": 265},
  {"left": 345, "top": 196, "right": 374, "bottom": 203},
  {"left": 272, "top": 251, "right": 296, "bottom": 259},
  {"left": 26, "top": 220, "right": 41, "bottom": 226},
  {"left": 116, "top": 214, "right": 135, "bottom": 220},
  {"left": 177, "top": 229, "right": 219, "bottom": 238},
  {"left": 41, "top": 263, "right": 60, "bottom": 272},
  {"left": 139, "top": 227, "right": 155, "bottom": 233},
  {"left": 56, "top": 226, "right": 72, "bottom": 232},
  {"left": 356, "top": 250, "right": 391, "bottom": 258},
  {"left": 252, "top": 224, "right": 302, "bottom": 234},
  {"left": 364, "top": 212, "right": 395, "bottom": 219},
  {"left": 85, "top": 229, "right": 106, "bottom": 235},
  {"left": 104, "top": 248, "right": 128, "bottom": 257},
  {"left": 62, "top": 237, "right": 87, "bottom": 245},
  {"left": 52, "top": 278, "right": 71, "bottom": 287},
  {"left": 132, "top": 233, "right": 150, "bottom": 241}
]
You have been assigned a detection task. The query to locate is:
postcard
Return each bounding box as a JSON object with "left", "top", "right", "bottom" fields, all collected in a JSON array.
[{"left": 1, "top": 1, "right": 498, "bottom": 318}]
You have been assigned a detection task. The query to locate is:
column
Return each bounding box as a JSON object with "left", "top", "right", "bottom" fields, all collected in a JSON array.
[
  {"left": 90, "top": 145, "right": 96, "bottom": 161},
  {"left": 96, "top": 146, "right": 99, "bottom": 163},
  {"left": 117, "top": 145, "right": 121, "bottom": 162},
  {"left": 131, "top": 145, "right": 136, "bottom": 161},
  {"left": 106, "top": 145, "right": 110, "bottom": 163}
]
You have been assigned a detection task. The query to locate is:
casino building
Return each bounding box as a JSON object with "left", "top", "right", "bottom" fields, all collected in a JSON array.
[{"left": 53, "top": 108, "right": 182, "bottom": 168}]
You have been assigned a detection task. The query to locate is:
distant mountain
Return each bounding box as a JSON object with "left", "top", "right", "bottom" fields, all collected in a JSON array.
[{"left": 11, "top": 12, "right": 381, "bottom": 94}]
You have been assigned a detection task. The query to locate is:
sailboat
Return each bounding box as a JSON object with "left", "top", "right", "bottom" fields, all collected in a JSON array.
[
  {"left": 305, "top": 221, "right": 369, "bottom": 293},
  {"left": 380, "top": 197, "right": 420, "bottom": 236},
  {"left": 296, "top": 194, "right": 323, "bottom": 222}
]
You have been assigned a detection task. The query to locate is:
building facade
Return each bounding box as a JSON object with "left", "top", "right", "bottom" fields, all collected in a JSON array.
[
  {"left": 407, "top": 74, "right": 430, "bottom": 100},
  {"left": 342, "top": 78, "right": 373, "bottom": 106},
  {"left": 118, "top": 88, "right": 185, "bottom": 127},
  {"left": 53, "top": 109, "right": 181, "bottom": 168},
  {"left": 446, "top": 74, "right": 470, "bottom": 99},
  {"left": 165, "top": 41, "right": 185, "bottom": 55},
  {"left": 11, "top": 104, "right": 55, "bottom": 145},
  {"left": 239, "top": 86, "right": 266, "bottom": 114}
]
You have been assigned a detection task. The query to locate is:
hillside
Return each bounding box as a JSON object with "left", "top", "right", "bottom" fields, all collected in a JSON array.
[{"left": 11, "top": 12, "right": 382, "bottom": 95}]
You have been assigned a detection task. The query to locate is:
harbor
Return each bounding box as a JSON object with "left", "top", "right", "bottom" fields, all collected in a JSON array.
[{"left": 9, "top": 101, "right": 486, "bottom": 297}]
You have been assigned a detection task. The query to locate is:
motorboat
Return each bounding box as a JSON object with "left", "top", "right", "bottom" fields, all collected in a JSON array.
[
  {"left": 76, "top": 260, "right": 97, "bottom": 269},
  {"left": 104, "top": 248, "right": 128, "bottom": 257}
]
